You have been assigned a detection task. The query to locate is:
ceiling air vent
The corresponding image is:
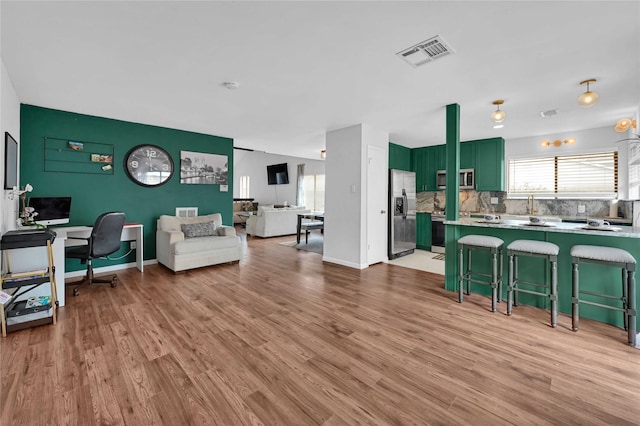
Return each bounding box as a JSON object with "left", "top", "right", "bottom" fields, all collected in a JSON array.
[
  {"left": 540, "top": 108, "right": 559, "bottom": 118},
  {"left": 397, "top": 35, "right": 455, "bottom": 67}
]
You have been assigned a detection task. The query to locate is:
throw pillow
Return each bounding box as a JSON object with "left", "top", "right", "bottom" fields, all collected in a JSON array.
[{"left": 181, "top": 221, "right": 217, "bottom": 238}]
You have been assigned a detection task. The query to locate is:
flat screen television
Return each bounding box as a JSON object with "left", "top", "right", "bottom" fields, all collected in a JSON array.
[
  {"left": 28, "top": 197, "right": 72, "bottom": 226},
  {"left": 267, "top": 163, "right": 289, "bottom": 185},
  {"left": 4, "top": 132, "right": 18, "bottom": 190}
]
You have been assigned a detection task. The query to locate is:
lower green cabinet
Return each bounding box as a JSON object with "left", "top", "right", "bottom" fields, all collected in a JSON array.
[{"left": 416, "top": 212, "right": 432, "bottom": 250}]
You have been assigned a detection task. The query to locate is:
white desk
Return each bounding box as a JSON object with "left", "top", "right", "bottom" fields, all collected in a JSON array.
[{"left": 51, "top": 223, "right": 144, "bottom": 306}]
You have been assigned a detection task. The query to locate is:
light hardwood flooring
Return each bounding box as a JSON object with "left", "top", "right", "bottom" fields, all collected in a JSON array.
[{"left": 1, "top": 231, "right": 639, "bottom": 425}]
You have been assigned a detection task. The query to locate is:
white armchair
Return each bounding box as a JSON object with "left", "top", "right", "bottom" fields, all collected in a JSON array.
[{"left": 156, "top": 213, "right": 241, "bottom": 272}]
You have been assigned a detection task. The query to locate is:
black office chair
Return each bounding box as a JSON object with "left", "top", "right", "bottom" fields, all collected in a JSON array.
[{"left": 66, "top": 212, "right": 126, "bottom": 296}]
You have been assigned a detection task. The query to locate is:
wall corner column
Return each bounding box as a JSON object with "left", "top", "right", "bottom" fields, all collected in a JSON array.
[{"left": 444, "top": 103, "right": 460, "bottom": 291}]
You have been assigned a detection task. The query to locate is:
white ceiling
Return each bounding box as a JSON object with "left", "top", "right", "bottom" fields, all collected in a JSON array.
[{"left": 2, "top": 1, "right": 639, "bottom": 160}]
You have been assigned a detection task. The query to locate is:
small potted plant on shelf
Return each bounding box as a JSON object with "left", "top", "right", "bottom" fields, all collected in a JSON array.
[{"left": 15, "top": 184, "right": 43, "bottom": 228}]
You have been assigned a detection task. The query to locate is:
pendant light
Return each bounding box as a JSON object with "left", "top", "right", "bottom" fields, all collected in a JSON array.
[
  {"left": 491, "top": 100, "right": 506, "bottom": 123},
  {"left": 614, "top": 118, "right": 637, "bottom": 133},
  {"left": 578, "top": 79, "right": 599, "bottom": 107}
]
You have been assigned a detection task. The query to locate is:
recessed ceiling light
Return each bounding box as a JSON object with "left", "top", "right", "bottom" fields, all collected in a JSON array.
[
  {"left": 222, "top": 81, "right": 240, "bottom": 90},
  {"left": 493, "top": 124, "right": 504, "bottom": 129}
]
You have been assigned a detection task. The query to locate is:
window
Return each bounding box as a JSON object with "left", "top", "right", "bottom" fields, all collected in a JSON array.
[
  {"left": 303, "top": 174, "right": 325, "bottom": 211},
  {"left": 508, "top": 151, "right": 618, "bottom": 197},
  {"left": 239, "top": 175, "right": 250, "bottom": 198}
]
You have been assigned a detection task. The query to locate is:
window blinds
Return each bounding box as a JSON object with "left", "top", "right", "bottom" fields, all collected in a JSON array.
[{"left": 508, "top": 151, "right": 617, "bottom": 196}]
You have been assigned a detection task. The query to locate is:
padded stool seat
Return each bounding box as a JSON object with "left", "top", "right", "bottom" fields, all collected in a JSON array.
[
  {"left": 458, "top": 235, "right": 503, "bottom": 248},
  {"left": 300, "top": 221, "right": 324, "bottom": 244},
  {"left": 507, "top": 240, "right": 559, "bottom": 327},
  {"left": 571, "top": 245, "right": 637, "bottom": 347},
  {"left": 458, "top": 235, "right": 504, "bottom": 312}
]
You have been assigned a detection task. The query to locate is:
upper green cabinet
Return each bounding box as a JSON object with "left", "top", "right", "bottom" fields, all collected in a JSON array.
[
  {"left": 432, "top": 144, "right": 446, "bottom": 177},
  {"left": 412, "top": 147, "right": 430, "bottom": 191},
  {"left": 389, "top": 142, "right": 412, "bottom": 171},
  {"left": 411, "top": 137, "right": 504, "bottom": 192},
  {"left": 473, "top": 137, "right": 505, "bottom": 191},
  {"left": 460, "top": 141, "right": 475, "bottom": 170}
]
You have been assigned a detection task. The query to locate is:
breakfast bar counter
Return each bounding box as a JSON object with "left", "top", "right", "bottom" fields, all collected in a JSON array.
[
  {"left": 446, "top": 218, "right": 640, "bottom": 238},
  {"left": 444, "top": 218, "right": 640, "bottom": 332}
]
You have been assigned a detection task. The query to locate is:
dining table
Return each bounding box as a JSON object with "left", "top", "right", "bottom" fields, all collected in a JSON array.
[{"left": 296, "top": 212, "right": 324, "bottom": 244}]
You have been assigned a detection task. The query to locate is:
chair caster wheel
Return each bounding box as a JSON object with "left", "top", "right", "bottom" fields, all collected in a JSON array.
[{"left": 73, "top": 288, "right": 80, "bottom": 296}]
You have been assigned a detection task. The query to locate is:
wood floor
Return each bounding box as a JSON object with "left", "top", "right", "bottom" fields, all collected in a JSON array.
[{"left": 1, "top": 231, "right": 639, "bottom": 425}]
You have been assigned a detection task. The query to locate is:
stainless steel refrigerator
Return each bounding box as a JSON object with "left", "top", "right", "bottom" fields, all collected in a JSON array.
[{"left": 388, "top": 169, "right": 416, "bottom": 259}]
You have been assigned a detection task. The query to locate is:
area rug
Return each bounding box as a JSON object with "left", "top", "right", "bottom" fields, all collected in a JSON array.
[{"left": 279, "top": 235, "right": 324, "bottom": 254}]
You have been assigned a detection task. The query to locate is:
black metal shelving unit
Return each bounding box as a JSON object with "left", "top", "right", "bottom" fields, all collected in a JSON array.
[{"left": 0, "top": 229, "right": 58, "bottom": 336}]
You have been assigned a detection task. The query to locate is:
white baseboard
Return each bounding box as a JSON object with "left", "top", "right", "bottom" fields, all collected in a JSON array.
[
  {"left": 65, "top": 259, "right": 158, "bottom": 279},
  {"left": 322, "top": 256, "right": 368, "bottom": 269}
]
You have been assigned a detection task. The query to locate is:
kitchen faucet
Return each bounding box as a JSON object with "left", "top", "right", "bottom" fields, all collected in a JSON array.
[{"left": 528, "top": 194, "right": 536, "bottom": 215}]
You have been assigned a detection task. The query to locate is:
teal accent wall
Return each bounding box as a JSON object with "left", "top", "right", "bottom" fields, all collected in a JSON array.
[
  {"left": 388, "top": 142, "right": 411, "bottom": 171},
  {"left": 20, "top": 105, "right": 234, "bottom": 272}
]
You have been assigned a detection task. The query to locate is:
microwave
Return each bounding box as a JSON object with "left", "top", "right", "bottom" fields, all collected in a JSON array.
[{"left": 436, "top": 168, "right": 475, "bottom": 189}]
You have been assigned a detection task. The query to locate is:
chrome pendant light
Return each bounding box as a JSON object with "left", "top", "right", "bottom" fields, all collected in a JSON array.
[
  {"left": 578, "top": 79, "right": 599, "bottom": 107},
  {"left": 491, "top": 100, "right": 506, "bottom": 123}
]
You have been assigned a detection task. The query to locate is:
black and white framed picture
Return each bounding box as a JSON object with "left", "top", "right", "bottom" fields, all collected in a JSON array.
[{"left": 180, "top": 151, "right": 228, "bottom": 185}]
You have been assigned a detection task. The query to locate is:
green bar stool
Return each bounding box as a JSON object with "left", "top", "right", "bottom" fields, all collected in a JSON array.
[
  {"left": 458, "top": 235, "right": 504, "bottom": 312},
  {"left": 506, "top": 240, "right": 559, "bottom": 327},
  {"left": 571, "top": 245, "right": 637, "bottom": 347}
]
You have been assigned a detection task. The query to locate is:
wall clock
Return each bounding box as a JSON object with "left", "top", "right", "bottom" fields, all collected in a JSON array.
[{"left": 124, "top": 144, "right": 174, "bottom": 187}]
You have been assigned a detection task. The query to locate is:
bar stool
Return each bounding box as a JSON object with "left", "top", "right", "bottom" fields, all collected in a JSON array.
[
  {"left": 571, "top": 245, "right": 637, "bottom": 347},
  {"left": 506, "top": 240, "right": 559, "bottom": 327},
  {"left": 458, "top": 235, "right": 504, "bottom": 312}
]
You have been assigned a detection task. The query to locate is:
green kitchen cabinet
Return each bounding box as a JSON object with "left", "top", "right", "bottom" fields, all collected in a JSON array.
[
  {"left": 433, "top": 144, "right": 446, "bottom": 174},
  {"left": 473, "top": 137, "right": 505, "bottom": 191},
  {"left": 425, "top": 145, "right": 445, "bottom": 191},
  {"left": 460, "top": 141, "right": 475, "bottom": 170},
  {"left": 412, "top": 147, "right": 430, "bottom": 192},
  {"left": 389, "top": 142, "right": 412, "bottom": 171},
  {"left": 416, "top": 212, "right": 432, "bottom": 250}
]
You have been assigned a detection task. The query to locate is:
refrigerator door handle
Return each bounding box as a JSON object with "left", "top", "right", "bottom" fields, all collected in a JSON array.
[{"left": 402, "top": 190, "right": 408, "bottom": 218}]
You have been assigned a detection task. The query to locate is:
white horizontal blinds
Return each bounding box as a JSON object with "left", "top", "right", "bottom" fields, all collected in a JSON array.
[
  {"left": 508, "top": 157, "right": 555, "bottom": 193},
  {"left": 556, "top": 152, "right": 617, "bottom": 193},
  {"left": 239, "top": 176, "right": 250, "bottom": 198},
  {"left": 303, "top": 174, "right": 325, "bottom": 210},
  {"left": 508, "top": 151, "right": 618, "bottom": 195}
]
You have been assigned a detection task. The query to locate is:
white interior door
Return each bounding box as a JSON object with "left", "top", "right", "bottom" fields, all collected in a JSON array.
[{"left": 367, "top": 145, "right": 388, "bottom": 265}]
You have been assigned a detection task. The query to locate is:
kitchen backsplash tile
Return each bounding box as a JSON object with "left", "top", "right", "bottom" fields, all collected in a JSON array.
[{"left": 417, "top": 190, "right": 633, "bottom": 219}]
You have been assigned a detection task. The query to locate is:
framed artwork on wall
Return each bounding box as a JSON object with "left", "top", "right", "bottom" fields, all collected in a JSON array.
[
  {"left": 180, "top": 151, "right": 228, "bottom": 185},
  {"left": 4, "top": 132, "right": 18, "bottom": 190}
]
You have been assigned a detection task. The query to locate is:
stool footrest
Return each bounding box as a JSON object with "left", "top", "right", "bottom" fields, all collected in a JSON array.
[
  {"left": 578, "top": 299, "right": 626, "bottom": 313},
  {"left": 463, "top": 272, "right": 501, "bottom": 281},
  {"left": 580, "top": 290, "right": 625, "bottom": 302},
  {"left": 462, "top": 276, "right": 500, "bottom": 287},
  {"left": 513, "top": 287, "right": 554, "bottom": 299},
  {"left": 512, "top": 279, "right": 548, "bottom": 289}
]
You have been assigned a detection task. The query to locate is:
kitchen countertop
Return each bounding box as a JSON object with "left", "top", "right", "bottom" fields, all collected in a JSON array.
[
  {"left": 418, "top": 211, "right": 633, "bottom": 225},
  {"left": 445, "top": 218, "right": 640, "bottom": 238}
]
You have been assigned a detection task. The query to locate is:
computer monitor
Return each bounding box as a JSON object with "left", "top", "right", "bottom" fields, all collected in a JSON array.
[{"left": 28, "top": 197, "right": 72, "bottom": 226}]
